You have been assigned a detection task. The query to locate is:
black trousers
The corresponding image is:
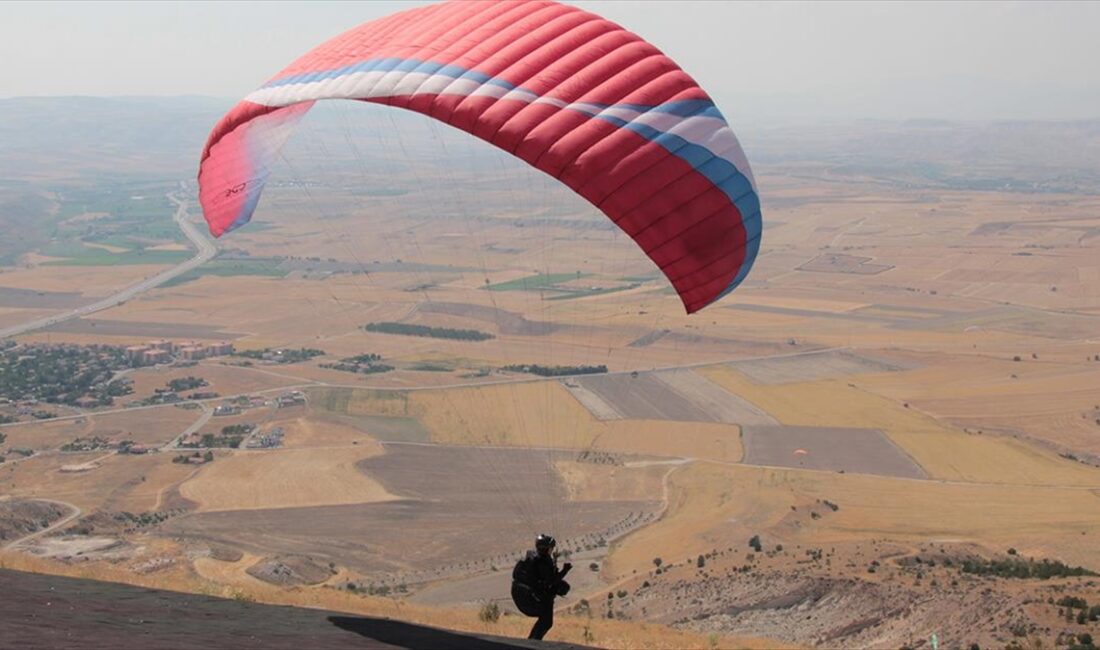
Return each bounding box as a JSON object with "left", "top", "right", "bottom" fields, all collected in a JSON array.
[{"left": 528, "top": 601, "right": 554, "bottom": 640}]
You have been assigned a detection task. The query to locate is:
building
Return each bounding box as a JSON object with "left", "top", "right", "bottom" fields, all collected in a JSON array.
[
  {"left": 276, "top": 391, "right": 306, "bottom": 408},
  {"left": 142, "top": 349, "right": 170, "bottom": 365},
  {"left": 125, "top": 345, "right": 149, "bottom": 363},
  {"left": 176, "top": 346, "right": 206, "bottom": 361},
  {"left": 205, "top": 341, "right": 234, "bottom": 357}
]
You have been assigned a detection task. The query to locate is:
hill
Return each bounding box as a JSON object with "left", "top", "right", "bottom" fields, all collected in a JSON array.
[{"left": 0, "top": 568, "right": 585, "bottom": 650}]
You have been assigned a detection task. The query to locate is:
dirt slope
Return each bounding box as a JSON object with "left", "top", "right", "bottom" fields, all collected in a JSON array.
[{"left": 0, "top": 568, "right": 587, "bottom": 650}]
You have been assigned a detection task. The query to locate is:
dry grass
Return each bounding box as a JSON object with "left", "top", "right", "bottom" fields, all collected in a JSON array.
[
  {"left": 605, "top": 461, "right": 1100, "bottom": 580},
  {"left": 179, "top": 444, "right": 394, "bottom": 512},
  {"left": 554, "top": 460, "right": 667, "bottom": 502},
  {"left": 0, "top": 264, "right": 166, "bottom": 296},
  {"left": 4, "top": 452, "right": 195, "bottom": 512},
  {"left": 318, "top": 382, "right": 744, "bottom": 462},
  {"left": 125, "top": 362, "right": 305, "bottom": 402},
  {"left": 698, "top": 365, "right": 1100, "bottom": 486}
]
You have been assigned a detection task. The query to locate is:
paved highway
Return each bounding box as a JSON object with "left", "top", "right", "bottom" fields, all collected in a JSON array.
[{"left": 0, "top": 191, "right": 217, "bottom": 340}]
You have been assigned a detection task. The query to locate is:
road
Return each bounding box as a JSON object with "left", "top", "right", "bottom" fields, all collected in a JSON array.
[
  {"left": 163, "top": 403, "right": 213, "bottom": 450},
  {"left": 0, "top": 190, "right": 217, "bottom": 340}
]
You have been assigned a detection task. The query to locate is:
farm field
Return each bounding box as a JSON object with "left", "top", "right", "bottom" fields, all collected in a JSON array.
[
  {"left": 1, "top": 405, "right": 200, "bottom": 451},
  {"left": 740, "top": 425, "right": 927, "bottom": 478},
  {"left": 165, "top": 443, "right": 659, "bottom": 579}
]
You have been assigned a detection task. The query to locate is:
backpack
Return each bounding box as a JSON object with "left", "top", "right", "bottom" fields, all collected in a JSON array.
[
  {"left": 511, "top": 555, "right": 543, "bottom": 616},
  {"left": 512, "top": 554, "right": 537, "bottom": 588}
]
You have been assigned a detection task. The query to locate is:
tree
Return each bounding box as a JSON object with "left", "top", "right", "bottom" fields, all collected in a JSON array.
[
  {"left": 652, "top": 557, "right": 662, "bottom": 568},
  {"left": 697, "top": 554, "right": 706, "bottom": 568}
]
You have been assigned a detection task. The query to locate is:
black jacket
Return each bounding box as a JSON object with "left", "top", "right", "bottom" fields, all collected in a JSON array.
[{"left": 525, "top": 550, "right": 569, "bottom": 598}]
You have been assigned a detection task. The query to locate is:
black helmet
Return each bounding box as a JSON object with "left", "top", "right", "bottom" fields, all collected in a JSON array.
[{"left": 535, "top": 534, "right": 556, "bottom": 551}]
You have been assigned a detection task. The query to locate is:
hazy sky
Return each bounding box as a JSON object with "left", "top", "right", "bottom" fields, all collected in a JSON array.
[{"left": 4, "top": 1, "right": 1099, "bottom": 120}]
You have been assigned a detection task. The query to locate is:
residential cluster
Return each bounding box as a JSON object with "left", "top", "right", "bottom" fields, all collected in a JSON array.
[
  {"left": 0, "top": 342, "right": 133, "bottom": 409},
  {"left": 276, "top": 391, "right": 307, "bottom": 408},
  {"left": 124, "top": 339, "right": 234, "bottom": 366}
]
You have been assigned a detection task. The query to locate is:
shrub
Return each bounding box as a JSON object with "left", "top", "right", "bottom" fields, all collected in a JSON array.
[{"left": 478, "top": 601, "right": 501, "bottom": 624}]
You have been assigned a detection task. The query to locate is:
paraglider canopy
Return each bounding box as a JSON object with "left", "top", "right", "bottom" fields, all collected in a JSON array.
[{"left": 198, "top": 0, "right": 761, "bottom": 313}]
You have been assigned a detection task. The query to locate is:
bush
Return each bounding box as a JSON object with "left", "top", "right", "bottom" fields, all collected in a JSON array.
[
  {"left": 697, "top": 555, "right": 706, "bottom": 568},
  {"left": 748, "top": 535, "right": 762, "bottom": 552},
  {"left": 478, "top": 601, "right": 501, "bottom": 624},
  {"left": 961, "top": 558, "right": 1096, "bottom": 579}
]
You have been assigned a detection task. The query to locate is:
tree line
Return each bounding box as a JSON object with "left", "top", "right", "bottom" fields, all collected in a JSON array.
[{"left": 364, "top": 322, "right": 494, "bottom": 341}]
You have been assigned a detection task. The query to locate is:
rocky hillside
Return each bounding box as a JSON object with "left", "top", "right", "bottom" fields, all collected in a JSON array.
[{"left": 0, "top": 499, "right": 69, "bottom": 544}]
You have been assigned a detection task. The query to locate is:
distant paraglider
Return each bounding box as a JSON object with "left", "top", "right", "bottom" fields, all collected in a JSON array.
[{"left": 197, "top": 0, "right": 761, "bottom": 313}]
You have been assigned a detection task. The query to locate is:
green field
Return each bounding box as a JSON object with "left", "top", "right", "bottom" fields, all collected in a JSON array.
[
  {"left": 161, "top": 259, "right": 287, "bottom": 287},
  {"left": 483, "top": 272, "right": 584, "bottom": 292},
  {"left": 43, "top": 249, "right": 192, "bottom": 266},
  {"left": 546, "top": 283, "right": 641, "bottom": 301}
]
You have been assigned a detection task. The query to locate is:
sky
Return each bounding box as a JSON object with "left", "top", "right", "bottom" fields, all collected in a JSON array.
[{"left": 3, "top": 1, "right": 1099, "bottom": 121}]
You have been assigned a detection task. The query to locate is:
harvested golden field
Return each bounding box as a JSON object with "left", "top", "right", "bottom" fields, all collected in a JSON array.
[
  {"left": 2, "top": 417, "right": 91, "bottom": 451},
  {"left": 178, "top": 444, "right": 394, "bottom": 512},
  {"left": 2, "top": 405, "right": 199, "bottom": 451},
  {"left": 0, "top": 307, "right": 55, "bottom": 328},
  {"left": 864, "top": 356, "right": 1100, "bottom": 454},
  {"left": 0, "top": 264, "right": 167, "bottom": 296},
  {"left": 276, "top": 414, "right": 377, "bottom": 448},
  {"left": 4, "top": 452, "right": 195, "bottom": 513},
  {"left": 698, "top": 365, "right": 1100, "bottom": 486},
  {"left": 312, "top": 383, "right": 744, "bottom": 462},
  {"left": 125, "top": 362, "right": 306, "bottom": 401}
]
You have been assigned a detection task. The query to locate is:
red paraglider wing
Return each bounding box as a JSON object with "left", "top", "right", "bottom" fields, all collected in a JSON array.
[{"left": 198, "top": 0, "right": 760, "bottom": 313}]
